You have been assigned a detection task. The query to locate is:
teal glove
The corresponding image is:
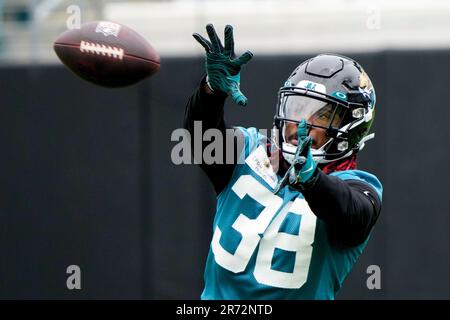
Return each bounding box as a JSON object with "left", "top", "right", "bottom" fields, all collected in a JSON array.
[
  {"left": 193, "top": 24, "right": 253, "bottom": 106},
  {"left": 274, "top": 119, "right": 318, "bottom": 194}
]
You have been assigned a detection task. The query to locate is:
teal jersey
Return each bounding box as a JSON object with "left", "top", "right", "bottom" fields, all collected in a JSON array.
[{"left": 201, "top": 127, "right": 383, "bottom": 300}]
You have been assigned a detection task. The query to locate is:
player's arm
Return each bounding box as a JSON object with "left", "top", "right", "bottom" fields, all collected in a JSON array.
[
  {"left": 275, "top": 120, "right": 381, "bottom": 247},
  {"left": 301, "top": 171, "right": 381, "bottom": 247},
  {"left": 184, "top": 76, "right": 241, "bottom": 194},
  {"left": 184, "top": 24, "right": 253, "bottom": 194}
]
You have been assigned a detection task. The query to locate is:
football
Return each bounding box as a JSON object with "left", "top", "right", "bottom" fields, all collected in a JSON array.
[{"left": 54, "top": 21, "right": 160, "bottom": 87}]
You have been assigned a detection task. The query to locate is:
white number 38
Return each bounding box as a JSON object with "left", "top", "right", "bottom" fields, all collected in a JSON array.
[{"left": 211, "top": 175, "right": 317, "bottom": 289}]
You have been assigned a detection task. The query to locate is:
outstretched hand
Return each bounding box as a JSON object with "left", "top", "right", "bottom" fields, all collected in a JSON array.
[{"left": 193, "top": 24, "right": 253, "bottom": 106}]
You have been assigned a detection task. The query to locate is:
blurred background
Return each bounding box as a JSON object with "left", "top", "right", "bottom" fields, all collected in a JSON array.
[{"left": 0, "top": 0, "right": 449, "bottom": 299}]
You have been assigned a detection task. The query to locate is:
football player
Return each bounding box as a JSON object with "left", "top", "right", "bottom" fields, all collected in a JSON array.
[{"left": 184, "top": 24, "right": 382, "bottom": 299}]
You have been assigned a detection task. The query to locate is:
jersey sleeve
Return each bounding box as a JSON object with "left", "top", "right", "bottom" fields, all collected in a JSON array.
[
  {"left": 331, "top": 170, "right": 383, "bottom": 201},
  {"left": 234, "top": 126, "right": 267, "bottom": 161},
  {"left": 216, "top": 127, "right": 269, "bottom": 200},
  {"left": 301, "top": 169, "right": 383, "bottom": 247}
]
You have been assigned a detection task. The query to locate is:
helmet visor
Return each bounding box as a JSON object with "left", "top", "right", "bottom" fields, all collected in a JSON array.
[{"left": 279, "top": 94, "right": 346, "bottom": 129}]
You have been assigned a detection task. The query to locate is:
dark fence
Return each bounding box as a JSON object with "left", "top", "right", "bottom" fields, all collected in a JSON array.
[{"left": 0, "top": 50, "right": 449, "bottom": 299}]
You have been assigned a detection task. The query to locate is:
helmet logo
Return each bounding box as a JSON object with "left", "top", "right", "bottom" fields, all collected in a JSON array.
[
  {"left": 359, "top": 71, "right": 370, "bottom": 89},
  {"left": 359, "top": 71, "right": 375, "bottom": 108}
]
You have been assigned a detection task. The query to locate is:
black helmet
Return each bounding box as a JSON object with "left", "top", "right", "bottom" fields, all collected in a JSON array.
[{"left": 273, "top": 54, "right": 376, "bottom": 164}]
